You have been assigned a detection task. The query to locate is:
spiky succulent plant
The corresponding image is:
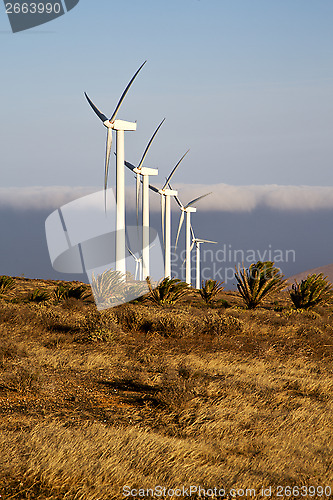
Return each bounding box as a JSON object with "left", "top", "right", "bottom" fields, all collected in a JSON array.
[
  {"left": 290, "top": 273, "right": 332, "bottom": 309},
  {"left": 235, "top": 261, "right": 287, "bottom": 309}
]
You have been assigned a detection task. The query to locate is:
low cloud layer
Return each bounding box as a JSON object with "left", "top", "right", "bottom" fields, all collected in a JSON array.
[
  {"left": 1, "top": 184, "right": 333, "bottom": 212},
  {"left": 162, "top": 184, "right": 333, "bottom": 212},
  {"left": 0, "top": 186, "right": 97, "bottom": 211}
]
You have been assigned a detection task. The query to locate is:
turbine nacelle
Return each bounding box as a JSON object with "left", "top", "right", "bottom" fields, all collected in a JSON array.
[
  {"left": 159, "top": 188, "right": 178, "bottom": 196},
  {"left": 182, "top": 206, "right": 196, "bottom": 213},
  {"left": 133, "top": 166, "right": 158, "bottom": 176},
  {"left": 112, "top": 119, "right": 137, "bottom": 132}
]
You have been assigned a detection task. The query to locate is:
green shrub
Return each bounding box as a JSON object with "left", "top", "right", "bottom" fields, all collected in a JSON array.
[
  {"left": 54, "top": 284, "right": 90, "bottom": 302},
  {"left": 290, "top": 273, "right": 332, "bottom": 309},
  {"left": 0, "top": 275, "right": 15, "bottom": 295},
  {"left": 146, "top": 277, "right": 189, "bottom": 306},
  {"left": 27, "top": 289, "right": 50, "bottom": 304},
  {"left": 217, "top": 298, "right": 230, "bottom": 308},
  {"left": 199, "top": 279, "right": 224, "bottom": 304},
  {"left": 235, "top": 261, "right": 287, "bottom": 310}
]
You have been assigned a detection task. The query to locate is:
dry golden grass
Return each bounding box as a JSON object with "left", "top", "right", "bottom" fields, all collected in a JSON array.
[{"left": 0, "top": 278, "right": 333, "bottom": 499}]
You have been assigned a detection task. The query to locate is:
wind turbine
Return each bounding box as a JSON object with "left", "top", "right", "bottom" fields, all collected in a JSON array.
[
  {"left": 126, "top": 246, "right": 143, "bottom": 281},
  {"left": 189, "top": 225, "right": 217, "bottom": 289},
  {"left": 84, "top": 60, "right": 146, "bottom": 277},
  {"left": 148, "top": 150, "right": 189, "bottom": 278},
  {"left": 173, "top": 188, "right": 212, "bottom": 285},
  {"left": 124, "top": 120, "right": 165, "bottom": 279}
]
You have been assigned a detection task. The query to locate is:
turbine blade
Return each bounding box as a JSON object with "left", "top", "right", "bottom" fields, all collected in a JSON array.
[
  {"left": 138, "top": 118, "right": 165, "bottom": 169},
  {"left": 161, "top": 195, "right": 165, "bottom": 246},
  {"left": 127, "top": 244, "right": 140, "bottom": 280},
  {"left": 141, "top": 177, "right": 160, "bottom": 194},
  {"left": 173, "top": 194, "right": 183, "bottom": 208},
  {"left": 190, "top": 241, "right": 195, "bottom": 252},
  {"left": 126, "top": 245, "right": 135, "bottom": 259},
  {"left": 175, "top": 211, "right": 184, "bottom": 249},
  {"left": 190, "top": 223, "right": 195, "bottom": 241},
  {"left": 104, "top": 128, "right": 113, "bottom": 210},
  {"left": 196, "top": 239, "right": 218, "bottom": 244},
  {"left": 148, "top": 183, "right": 159, "bottom": 193},
  {"left": 124, "top": 160, "right": 136, "bottom": 171},
  {"left": 84, "top": 93, "right": 109, "bottom": 122},
  {"left": 185, "top": 192, "right": 212, "bottom": 209},
  {"left": 162, "top": 149, "right": 189, "bottom": 190},
  {"left": 109, "top": 61, "right": 147, "bottom": 122},
  {"left": 168, "top": 182, "right": 184, "bottom": 208}
]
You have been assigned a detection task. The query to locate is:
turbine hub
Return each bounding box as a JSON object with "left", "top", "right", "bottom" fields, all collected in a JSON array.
[{"left": 103, "top": 120, "right": 114, "bottom": 129}]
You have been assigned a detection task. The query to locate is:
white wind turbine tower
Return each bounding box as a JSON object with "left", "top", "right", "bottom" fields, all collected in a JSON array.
[
  {"left": 148, "top": 150, "right": 189, "bottom": 278},
  {"left": 84, "top": 61, "right": 146, "bottom": 277},
  {"left": 189, "top": 224, "right": 217, "bottom": 289},
  {"left": 173, "top": 188, "right": 212, "bottom": 285},
  {"left": 124, "top": 120, "right": 165, "bottom": 279}
]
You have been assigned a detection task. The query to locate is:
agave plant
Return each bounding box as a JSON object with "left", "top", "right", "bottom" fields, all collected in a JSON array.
[
  {"left": 123, "top": 281, "right": 149, "bottom": 303},
  {"left": 146, "top": 277, "right": 189, "bottom": 306},
  {"left": 90, "top": 270, "right": 127, "bottom": 307},
  {"left": 0, "top": 275, "right": 15, "bottom": 295},
  {"left": 290, "top": 273, "right": 332, "bottom": 309},
  {"left": 54, "top": 284, "right": 90, "bottom": 302},
  {"left": 235, "top": 261, "right": 287, "bottom": 309},
  {"left": 199, "top": 279, "right": 224, "bottom": 305}
]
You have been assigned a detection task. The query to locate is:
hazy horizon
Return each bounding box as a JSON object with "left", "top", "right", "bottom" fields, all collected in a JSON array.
[{"left": 1, "top": 187, "right": 332, "bottom": 289}]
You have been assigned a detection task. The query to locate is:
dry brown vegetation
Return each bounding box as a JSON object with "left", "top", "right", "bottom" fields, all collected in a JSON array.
[{"left": 0, "top": 277, "right": 333, "bottom": 499}]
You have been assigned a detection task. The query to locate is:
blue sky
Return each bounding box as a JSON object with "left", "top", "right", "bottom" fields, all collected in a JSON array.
[{"left": 1, "top": 0, "right": 333, "bottom": 188}]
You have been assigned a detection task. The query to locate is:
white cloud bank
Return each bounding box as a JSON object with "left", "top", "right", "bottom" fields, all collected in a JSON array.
[
  {"left": 0, "top": 186, "right": 97, "bottom": 211},
  {"left": 0, "top": 184, "right": 333, "bottom": 212},
  {"left": 163, "top": 184, "right": 333, "bottom": 212}
]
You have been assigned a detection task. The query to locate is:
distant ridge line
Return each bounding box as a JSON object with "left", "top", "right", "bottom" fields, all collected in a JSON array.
[{"left": 288, "top": 263, "right": 333, "bottom": 285}]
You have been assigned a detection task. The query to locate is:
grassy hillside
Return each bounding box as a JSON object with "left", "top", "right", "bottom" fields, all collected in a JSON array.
[{"left": 0, "top": 277, "right": 333, "bottom": 499}]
